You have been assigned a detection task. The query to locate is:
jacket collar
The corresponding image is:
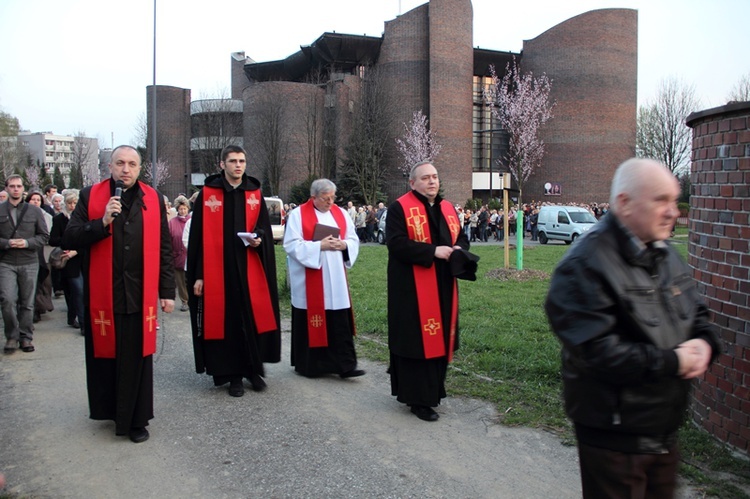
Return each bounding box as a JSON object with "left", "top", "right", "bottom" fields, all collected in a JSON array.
[
  {"left": 204, "top": 172, "right": 261, "bottom": 192},
  {"left": 410, "top": 189, "right": 442, "bottom": 206},
  {"left": 606, "top": 213, "right": 667, "bottom": 271}
]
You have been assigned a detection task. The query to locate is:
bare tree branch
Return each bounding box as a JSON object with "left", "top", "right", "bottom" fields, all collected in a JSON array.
[
  {"left": 636, "top": 77, "right": 699, "bottom": 175},
  {"left": 248, "top": 94, "right": 289, "bottom": 196},
  {"left": 0, "top": 110, "right": 23, "bottom": 181},
  {"left": 191, "top": 88, "right": 244, "bottom": 176},
  {"left": 727, "top": 73, "right": 750, "bottom": 102},
  {"left": 339, "top": 65, "right": 401, "bottom": 206}
]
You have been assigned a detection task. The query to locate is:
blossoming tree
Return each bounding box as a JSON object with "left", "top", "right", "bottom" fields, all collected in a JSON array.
[
  {"left": 395, "top": 110, "right": 442, "bottom": 176},
  {"left": 484, "top": 61, "right": 554, "bottom": 205}
]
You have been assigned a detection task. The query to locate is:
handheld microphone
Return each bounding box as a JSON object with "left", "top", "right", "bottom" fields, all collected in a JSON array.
[{"left": 112, "top": 180, "right": 124, "bottom": 218}]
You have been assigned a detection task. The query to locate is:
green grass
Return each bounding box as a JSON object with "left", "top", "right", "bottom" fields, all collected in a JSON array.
[{"left": 273, "top": 239, "right": 748, "bottom": 497}]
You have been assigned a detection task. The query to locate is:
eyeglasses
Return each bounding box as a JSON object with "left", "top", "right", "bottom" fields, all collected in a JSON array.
[{"left": 316, "top": 195, "right": 335, "bottom": 203}]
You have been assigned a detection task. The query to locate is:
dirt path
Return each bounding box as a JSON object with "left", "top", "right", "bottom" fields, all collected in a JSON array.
[{"left": 0, "top": 303, "right": 593, "bottom": 497}]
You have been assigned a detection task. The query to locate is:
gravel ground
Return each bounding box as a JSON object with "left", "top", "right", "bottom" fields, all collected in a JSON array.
[{"left": 0, "top": 298, "right": 696, "bottom": 498}]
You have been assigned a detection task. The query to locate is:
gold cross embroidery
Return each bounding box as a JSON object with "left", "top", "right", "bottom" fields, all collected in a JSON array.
[
  {"left": 94, "top": 310, "right": 111, "bottom": 336},
  {"left": 145, "top": 306, "right": 157, "bottom": 333},
  {"left": 447, "top": 215, "right": 460, "bottom": 240},
  {"left": 407, "top": 207, "right": 428, "bottom": 242},
  {"left": 310, "top": 314, "right": 324, "bottom": 328},
  {"left": 423, "top": 318, "right": 441, "bottom": 336},
  {"left": 205, "top": 195, "right": 222, "bottom": 213}
]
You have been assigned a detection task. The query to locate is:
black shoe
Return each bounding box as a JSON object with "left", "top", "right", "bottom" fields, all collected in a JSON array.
[
  {"left": 20, "top": 339, "right": 35, "bottom": 353},
  {"left": 129, "top": 427, "right": 149, "bottom": 443},
  {"left": 71, "top": 319, "right": 80, "bottom": 329},
  {"left": 410, "top": 405, "right": 439, "bottom": 422},
  {"left": 340, "top": 369, "right": 366, "bottom": 379},
  {"left": 228, "top": 380, "right": 245, "bottom": 397},
  {"left": 4, "top": 338, "right": 19, "bottom": 354},
  {"left": 249, "top": 374, "right": 267, "bottom": 392}
]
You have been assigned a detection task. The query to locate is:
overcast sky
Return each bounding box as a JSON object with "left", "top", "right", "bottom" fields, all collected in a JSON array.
[{"left": 1, "top": 0, "right": 748, "bottom": 150}]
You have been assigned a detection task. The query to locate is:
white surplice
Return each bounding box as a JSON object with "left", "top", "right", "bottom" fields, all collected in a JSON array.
[{"left": 283, "top": 204, "right": 360, "bottom": 310}]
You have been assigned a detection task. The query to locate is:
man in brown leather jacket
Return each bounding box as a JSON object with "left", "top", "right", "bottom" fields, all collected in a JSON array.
[{"left": 545, "top": 158, "right": 720, "bottom": 498}]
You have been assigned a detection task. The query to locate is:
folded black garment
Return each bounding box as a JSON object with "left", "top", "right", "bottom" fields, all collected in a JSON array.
[{"left": 449, "top": 248, "right": 480, "bottom": 281}]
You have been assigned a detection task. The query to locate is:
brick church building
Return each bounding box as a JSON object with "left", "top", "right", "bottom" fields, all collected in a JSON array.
[{"left": 148, "top": 0, "right": 636, "bottom": 205}]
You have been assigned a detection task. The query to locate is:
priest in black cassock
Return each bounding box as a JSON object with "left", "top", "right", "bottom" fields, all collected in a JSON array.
[
  {"left": 186, "top": 145, "right": 281, "bottom": 398},
  {"left": 63, "top": 145, "right": 175, "bottom": 443},
  {"left": 386, "top": 161, "right": 469, "bottom": 422}
]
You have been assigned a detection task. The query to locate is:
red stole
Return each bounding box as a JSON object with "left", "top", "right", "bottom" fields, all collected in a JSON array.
[
  {"left": 88, "top": 180, "right": 161, "bottom": 359},
  {"left": 300, "top": 199, "right": 349, "bottom": 347},
  {"left": 397, "top": 191, "right": 461, "bottom": 361},
  {"left": 201, "top": 186, "right": 277, "bottom": 340}
]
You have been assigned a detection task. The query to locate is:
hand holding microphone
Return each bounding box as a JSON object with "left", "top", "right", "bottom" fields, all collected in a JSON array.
[
  {"left": 112, "top": 180, "right": 124, "bottom": 218},
  {"left": 103, "top": 180, "right": 125, "bottom": 226}
]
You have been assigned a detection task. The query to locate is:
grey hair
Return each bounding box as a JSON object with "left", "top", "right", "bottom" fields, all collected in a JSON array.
[
  {"left": 409, "top": 160, "right": 434, "bottom": 180},
  {"left": 63, "top": 189, "right": 79, "bottom": 215},
  {"left": 51, "top": 193, "right": 64, "bottom": 203},
  {"left": 609, "top": 157, "right": 665, "bottom": 212},
  {"left": 310, "top": 178, "right": 337, "bottom": 197}
]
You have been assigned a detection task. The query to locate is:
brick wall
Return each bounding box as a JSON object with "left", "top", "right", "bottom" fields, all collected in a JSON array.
[
  {"left": 147, "top": 85, "right": 191, "bottom": 200},
  {"left": 686, "top": 101, "right": 750, "bottom": 456},
  {"left": 379, "top": 4, "right": 430, "bottom": 202},
  {"left": 521, "top": 9, "right": 637, "bottom": 204},
  {"left": 428, "top": 0, "right": 474, "bottom": 206}
]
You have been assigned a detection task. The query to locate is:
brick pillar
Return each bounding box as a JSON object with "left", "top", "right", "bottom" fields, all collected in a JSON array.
[
  {"left": 428, "top": 0, "right": 473, "bottom": 205},
  {"left": 686, "top": 102, "right": 750, "bottom": 456}
]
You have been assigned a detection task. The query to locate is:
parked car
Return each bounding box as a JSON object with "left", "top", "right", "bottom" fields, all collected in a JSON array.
[
  {"left": 377, "top": 209, "right": 388, "bottom": 244},
  {"left": 264, "top": 197, "right": 285, "bottom": 242},
  {"left": 536, "top": 205, "right": 597, "bottom": 245}
]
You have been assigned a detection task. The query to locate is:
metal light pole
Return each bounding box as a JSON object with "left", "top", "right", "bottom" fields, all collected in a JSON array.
[{"left": 151, "top": 0, "right": 157, "bottom": 184}]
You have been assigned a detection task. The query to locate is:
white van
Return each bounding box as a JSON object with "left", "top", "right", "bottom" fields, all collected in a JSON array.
[
  {"left": 537, "top": 205, "right": 597, "bottom": 245},
  {"left": 264, "top": 197, "right": 285, "bottom": 242}
]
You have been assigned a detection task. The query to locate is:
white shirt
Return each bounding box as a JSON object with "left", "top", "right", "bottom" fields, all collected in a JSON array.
[{"left": 283, "top": 205, "right": 359, "bottom": 310}]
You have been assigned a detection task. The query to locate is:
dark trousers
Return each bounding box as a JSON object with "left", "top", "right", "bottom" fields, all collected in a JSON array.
[{"left": 577, "top": 441, "right": 679, "bottom": 499}]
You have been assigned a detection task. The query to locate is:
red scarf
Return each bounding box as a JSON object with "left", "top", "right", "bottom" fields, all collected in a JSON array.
[
  {"left": 397, "top": 191, "right": 461, "bottom": 361},
  {"left": 300, "top": 199, "right": 350, "bottom": 347},
  {"left": 88, "top": 180, "right": 161, "bottom": 359},
  {"left": 201, "top": 186, "right": 277, "bottom": 340}
]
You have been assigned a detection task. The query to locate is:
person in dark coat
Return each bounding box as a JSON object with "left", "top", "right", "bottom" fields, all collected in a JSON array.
[
  {"left": 26, "top": 191, "right": 54, "bottom": 323},
  {"left": 545, "top": 158, "right": 719, "bottom": 498},
  {"left": 186, "top": 145, "right": 281, "bottom": 398},
  {"left": 49, "top": 189, "right": 84, "bottom": 333},
  {"left": 386, "top": 161, "right": 469, "bottom": 422},
  {"left": 63, "top": 145, "right": 175, "bottom": 444}
]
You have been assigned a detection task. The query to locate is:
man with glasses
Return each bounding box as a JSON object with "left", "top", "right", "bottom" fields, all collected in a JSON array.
[
  {"left": 0, "top": 174, "right": 49, "bottom": 354},
  {"left": 283, "top": 179, "right": 364, "bottom": 379}
]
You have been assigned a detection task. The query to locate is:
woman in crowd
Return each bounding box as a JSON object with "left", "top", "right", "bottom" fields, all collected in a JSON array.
[
  {"left": 463, "top": 209, "right": 472, "bottom": 239},
  {"left": 168, "top": 195, "right": 191, "bottom": 312},
  {"left": 355, "top": 206, "right": 367, "bottom": 242},
  {"left": 49, "top": 189, "right": 84, "bottom": 333},
  {"left": 469, "top": 210, "right": 479, "bottom": 242},
  {"left": 26, "top": 191, "right": 54, "bottom": 322}
]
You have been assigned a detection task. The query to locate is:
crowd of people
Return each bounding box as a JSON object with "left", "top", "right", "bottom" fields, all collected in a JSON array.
[
  {"left": 457, "top": 201, "right": 609, "bottom": 243},
  {"left": 2, "top": 150, "right": 719, "bottom": 498}
]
